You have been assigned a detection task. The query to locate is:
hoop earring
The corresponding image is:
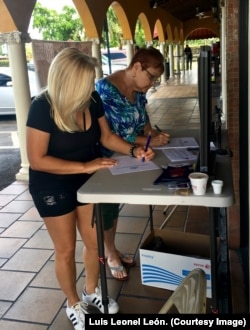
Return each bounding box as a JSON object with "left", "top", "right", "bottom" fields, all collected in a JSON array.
[{"left": 132, "top": 73, "right": 136, "bottom": 78}]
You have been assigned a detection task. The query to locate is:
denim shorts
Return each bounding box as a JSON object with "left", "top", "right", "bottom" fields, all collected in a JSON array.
[{"left": 31, "top": 189, "right": 86, "bottom": 218}]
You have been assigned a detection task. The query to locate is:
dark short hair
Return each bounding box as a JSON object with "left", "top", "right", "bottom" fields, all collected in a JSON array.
[{"left": 129, "top": 46, "right": 164, "bottom": 73}]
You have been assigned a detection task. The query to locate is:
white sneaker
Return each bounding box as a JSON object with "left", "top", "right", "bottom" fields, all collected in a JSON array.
[
  {"left": 66, "top": 301, "right": 88, "bottom": 330},
  {"left": 82, "top": 287, "right": 119, "bottom": 314}
]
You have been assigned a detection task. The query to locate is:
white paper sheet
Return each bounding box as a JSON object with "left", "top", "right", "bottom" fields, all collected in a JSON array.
[
  {"left": 109, "top": 155, "right": 160, "bottom": 175},
  {"left": 154, "top": 137, "right": 199, "bottom": 149},
  {"left": 162, "top": 148, "right": 198, "bottom": 162}
]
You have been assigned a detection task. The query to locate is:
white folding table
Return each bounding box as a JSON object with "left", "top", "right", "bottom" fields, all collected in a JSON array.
[{"left": 77, "top": 130, "right": 234, "bottom": 313}]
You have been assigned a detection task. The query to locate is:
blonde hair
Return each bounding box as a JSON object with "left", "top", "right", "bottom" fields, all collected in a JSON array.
[{"left": 46, "top": 47, "right": 98, "bottom": 132}]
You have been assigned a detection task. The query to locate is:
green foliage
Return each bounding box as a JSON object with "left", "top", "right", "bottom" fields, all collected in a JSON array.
[
  {"left": 32, "top": 2, "right": 84, "bottom": 41},
  {"left": 0, "top": 60, "right": 9, "bottom": 67},
  {"left": 101, "top": 7, "right": 124, "bottom": 49},
  {"left": 31, "top": 3, "right": 145, "bottom": 49},
  {"left": 32, "top": 3, "right": 126, "bottom": 47},
  {"left": 134, "top": 20, "right": 146, "bottom": 47}
]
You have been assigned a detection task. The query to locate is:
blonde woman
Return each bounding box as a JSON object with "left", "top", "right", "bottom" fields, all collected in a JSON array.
[{"left": 26, "top": 47, "right": 154, "bottom": 330}]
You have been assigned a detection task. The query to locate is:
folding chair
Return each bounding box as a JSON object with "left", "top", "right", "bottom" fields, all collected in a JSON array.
[
  {"left": 158, "top": 268, "right": 207, "bottom": 314},
  {"left": 160, "top": 205, "right": 190, "bottom": 231}
]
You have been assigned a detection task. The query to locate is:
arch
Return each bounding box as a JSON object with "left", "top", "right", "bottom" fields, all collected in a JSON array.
[
  {"left": 73, "top": 0, "right": 107, "bottom": 39},
  {"left": 186, "top": 28, "right": 219, "bottom": 41},
  {"left": 183, "top": 17, "right": 220, "bottom": 41},
  {"left": 173, "top": 26, "right": 180, "bottom": 42},
  {"left": 138, "top": 13, "right": 153, "bottom": 41},
  {"left": 0, "top": 0, "right": 36, "bottom": 32},
  {"left": 166, "top": 23, "right": 173, "bottom": 42},
  {"left": 111, "top": 2, "right": 133, "bottom": 40},
  {"left": 153, "top": 19, "right": 165, "bottom": 42}
]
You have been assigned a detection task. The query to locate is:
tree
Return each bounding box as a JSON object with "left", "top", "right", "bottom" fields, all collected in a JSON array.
[
  {"left": 134, "top": 20, "right": 146, "bottom": 47},
  {"left": 32, "top": 2, "right": 84, "bottom": 41},
  {"left": 32, "top": 2, "right": 146, "bottom": 48},
  {"left": 102, "top": 7, "right": 124, "bottom": 49}
]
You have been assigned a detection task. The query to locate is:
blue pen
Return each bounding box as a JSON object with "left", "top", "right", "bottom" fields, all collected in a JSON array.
[{"left": 142, "top": 132, "right": 151, "bottom": 162}]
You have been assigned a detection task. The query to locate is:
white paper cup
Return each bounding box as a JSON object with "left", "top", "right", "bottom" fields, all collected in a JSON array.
[
  {"left": 188, "top": 172, "right": 209, "bottom": 196},
  {"left": 211, "top": 180, "right": 223, "bottom": 194}
]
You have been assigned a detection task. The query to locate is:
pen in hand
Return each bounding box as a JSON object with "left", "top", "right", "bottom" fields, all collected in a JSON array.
[
  {"left": 155, "top": 124, "right": 170, "bottom": 144},
  {"left": 155, "top": 125, "right": 162, "bottom": 132},
  {"left": 142, "top": 132, "right": 151, "bottom": 162}
]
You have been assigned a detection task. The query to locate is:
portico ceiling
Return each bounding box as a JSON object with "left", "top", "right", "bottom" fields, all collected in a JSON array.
[{"left": 148, "top": 0, "right": 220, "bottom": 40}]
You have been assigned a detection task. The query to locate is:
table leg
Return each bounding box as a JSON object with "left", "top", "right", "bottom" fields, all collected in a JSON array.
[
  {"left": 149, "top": 205, "right": 153, "bottom": 230},
  {"left": 94, "top": 204, "right": 109, "bottom": 314},
  {"left": 217, "top": 207, "right": 230, "bottom": 313},
  {"left": 209, "top": 207, "right": 219, "bottom": 313}
]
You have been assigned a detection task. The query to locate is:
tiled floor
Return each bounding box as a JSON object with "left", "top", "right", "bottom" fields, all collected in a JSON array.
[{"left": 0, "top": 63, "right": 248, "bottom": 329}]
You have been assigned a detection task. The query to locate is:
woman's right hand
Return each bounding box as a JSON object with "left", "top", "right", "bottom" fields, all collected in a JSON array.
[{"left": 84, "top": 157, "right": 118, "bottom": 174}]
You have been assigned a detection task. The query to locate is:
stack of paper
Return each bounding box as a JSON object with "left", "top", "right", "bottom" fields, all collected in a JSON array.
[
  {"left": 154, "top": 137, "right": 199, "bottom": 163},
  {"left": 154, "top": 137, "right": 199, "bottom": 150},
  {"left": 162, "top": 148, "right": 198, "bottom": 162}
]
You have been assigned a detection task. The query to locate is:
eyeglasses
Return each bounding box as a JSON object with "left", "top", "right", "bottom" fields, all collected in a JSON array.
[{"left": 142, "top": 67, "right": 158, "bottom": 82}]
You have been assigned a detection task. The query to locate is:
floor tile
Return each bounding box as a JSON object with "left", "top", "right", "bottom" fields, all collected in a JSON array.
[
  {"left": 0, "top": 184, "right": 29, "bottom": 195},
  {"left": 19, "top": 206, "right": 42, "bottom": 221},
  {"left": 2, "top": 248, "right": 53, "bottom": 272},
  {"left": 4, "top": 287, "right": 65, "bottom": 324},
  {"left": 23, "top": 229, "right": 54, "bottom": 249},
  {"left": 0, "top": 320, "right": 47, "bottom": 330},
  {"left": 1, "top": 221, "right": 43, "bottom": 238},
  {"left": 0, "top": 237, "right": 27, "bottom": 258},
  {"left": 0, "top": 212, "right": 22, "bottom": 227},
  {"left": 0, "top": 270, "right": 35, "bottom": 300},
  {"left": 0, "top": 194, "right": 16, "bottom": 207},
  {"left": 0, "top": 200, "right": 34, "bottom": 213}
]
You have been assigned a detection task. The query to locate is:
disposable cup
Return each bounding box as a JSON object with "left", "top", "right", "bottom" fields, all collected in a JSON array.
[
  {"left": 188, "top": 172, "right": 209, "bottom": 196},
  {"left": 211, "top": 180, "right": 223, "bottom": 194}
]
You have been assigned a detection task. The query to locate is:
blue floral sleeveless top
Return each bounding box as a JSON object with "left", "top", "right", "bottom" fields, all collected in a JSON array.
[{"left": 96, "top": 78, "right": 149, "bottom": 150}]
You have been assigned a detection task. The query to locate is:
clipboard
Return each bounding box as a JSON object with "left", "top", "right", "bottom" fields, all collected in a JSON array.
[{"left": 153, "top": 164, "right": 194, "bottom": 188}]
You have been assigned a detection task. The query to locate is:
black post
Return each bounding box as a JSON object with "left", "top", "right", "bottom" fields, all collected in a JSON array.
[
  {"left": 103, "top": 16, "right": 111, "bottom": 75},
  {"left": 94, "top": 204, "right": 109, "bottom": 313}
]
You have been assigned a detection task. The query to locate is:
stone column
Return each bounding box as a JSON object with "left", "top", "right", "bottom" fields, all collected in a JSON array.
[
  {"left": 169, "top": 43, "right": 174, "bottom": 78},
  {"left": 91, "top": 38, "right": 102, "bottom": 80},
  {"left": 0, "top": 31, "right": 31, "bottom": 181},
  {"left": 159, "top": 42, "right": 167, "bottom": 84},
  {"left": 180, "top": 43, "right": 185, "bottom": 72},
  {"left": 125, "top": 40, "right": 133, "bottom": 65},
  {"left": 176, "top": 43, "right": 181, "bottom": 75}
]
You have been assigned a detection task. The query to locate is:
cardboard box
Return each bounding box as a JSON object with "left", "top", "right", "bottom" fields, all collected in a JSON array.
[{"left": 140, "top": 229, "right": 212, "bottom": 298}]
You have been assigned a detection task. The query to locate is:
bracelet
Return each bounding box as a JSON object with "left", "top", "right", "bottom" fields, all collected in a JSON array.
[{"left": 129, "top": 144, "right": 137, "bottom": 158}]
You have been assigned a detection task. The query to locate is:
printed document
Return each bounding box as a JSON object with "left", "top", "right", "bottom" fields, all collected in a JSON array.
[
  {"left": 154, "top": 137, "right": 199, "bottom": 149},
  {"left": 162, "top": 148, "right": 198, "bottom": 162},
  {"left": 109, "top": 155, "right": 160, "bottom": 175}
]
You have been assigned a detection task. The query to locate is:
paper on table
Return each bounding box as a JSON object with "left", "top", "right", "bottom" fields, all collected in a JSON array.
[
  {"left": 163, "top": 148, "right": 198, "bottom": 162},
  {"left": 154, "top": 137, "right": 199, "bottom": 149},
  {"left": 109, "top": 155, "right": 160, "bottom": 175}
]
